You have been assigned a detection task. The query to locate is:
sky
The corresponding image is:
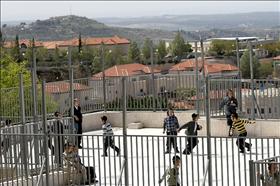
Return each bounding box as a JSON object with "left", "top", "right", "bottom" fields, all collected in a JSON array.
[{"left": 1, "top": 1, "right": 279, "bottom": 21}]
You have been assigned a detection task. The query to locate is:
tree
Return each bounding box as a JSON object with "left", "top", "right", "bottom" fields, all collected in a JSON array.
[
  {"left": 259, "top": 42, "right": 280, "bottom": 57},
  {"left": 259, "top": 61, "right": 273, "bottom": 78},
  {"left": 208, "top": 40, "right": 235, "bottom": 56},
  {"left": 128, "top": 41, "right": 140, "bottom": 63},
  {"left": 10, "top": 34, "right": 22, "bottom": 62},
  {"left": 240, "top": 50, "right": 260, "bottom": 79},
  {"left": 0, "top": 30, "right": 4, "bottom": 48},
  {"left": 0, "top": 53, "right": 58, "bottom": 121},
  {"left": 0, "top": 53, "right": 31, "bottom": 88},
  {"left": 171, "top": 32, "right": 193, "bottom": 60},
  {"left": 157, "top": 40, "right": 167, "bottom": 62},
  {"left": 78, "top": 33, "right": 82, "bottom": 54},
  {"left": 141, "top": 38, "right": 151, "bottom": 63}
]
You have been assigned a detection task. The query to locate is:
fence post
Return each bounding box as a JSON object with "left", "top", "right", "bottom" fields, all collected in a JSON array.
[
  {"left": 150, "top": 40, "right": 156, "bottom": 112},
  {"left": 42, "top": 79, "right": 49, "bottom": 185},
  {"left": 236, "top": 38, "right": 242, "bottom": 113},
  {"left": 68, "top": 46, "right": 75, "bottom": 135},
  {"left": 249, "top": 160, "right": 255, "bottom": 186},
  {"left": 249, "top": 42, "right": 255, "bottom": 119},
  {"left": 122, "top": 77, "right": 129, "bottom": 185},
  {"left": 205, "top": 76, "right": 212, "bottom": 186},
  {"left": 19, "top": 73, "right": 29, "bottom": 179},
  {"left": 101, "top": 42, "right": 107, "bottom": 112},
  {"left": 195, "top": 41, "right": 200, "bottom": 115},
  {"left": 31, "top": 45, "right": 40, "bottom": 165}
]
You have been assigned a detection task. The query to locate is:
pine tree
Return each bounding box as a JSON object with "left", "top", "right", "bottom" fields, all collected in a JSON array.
[
  {"left": 240, "top": 49, "right": 260, "bottom": 79},
  {"left": 141, "top": 38, "right": 151, "bottom": 62},
  {"left": 157, "top": 40, "right": 167, "bottom": 62},
  {"left": 78, "top": 33, "right": 82, "bottom": 54},
  {"left": 11, "top": 35, "right": 22, "bottom": 62},
  {"left": 128, "top": 41, "right": 140, "bottom": 63}
]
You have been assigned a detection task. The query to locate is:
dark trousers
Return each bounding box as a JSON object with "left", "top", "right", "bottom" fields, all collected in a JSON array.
[
  {"left": 85, "top": 166, "right": 97, "bottom": 182},
  {"left": 103, "top": 136, "right": 120, "bottom": 155},
  {"left": 75, "top": 123, "right": 83, "bottom": 146},
  {"left": 48, "top": 137, "right": 64, "bottom": 166},
  {"left": 166, "top": 131, "right": 178, "bottom": 151},
  {"left": 236, "top": 132, "right": 251, "bottom": 152},
  {"left": 226, "top": 114, "right": 233, "bottom": 134},
  {"left": 185, "top": 136, "right": 198, "bottom": 153}
]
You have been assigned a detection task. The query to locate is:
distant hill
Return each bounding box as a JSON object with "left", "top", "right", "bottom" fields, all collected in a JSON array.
[
  {"left": 96, "top": 12, "right": 280, "bottom": 31},
  {"left": 2, "top": 13, "right": 279, "bottom": 45},
  {"left": 1, "top": 15, "right": 176, "bottom": 44}
]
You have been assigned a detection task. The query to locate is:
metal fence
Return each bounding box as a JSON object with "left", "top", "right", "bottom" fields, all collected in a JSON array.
[
  {"left": 1, "top": 131, "right": 280, "bottom": 186},
  {"left": 1, "top": 74, "right": 280, "bottom": 125},
  {"left": 0, "top": 117, "right": 74, "bottom": 185},
  {"left": 204, "top": 78, "right": 280, "bottom": 119},
  {"left": 249, "top": 155, "right": 280, "bottom": 186}
]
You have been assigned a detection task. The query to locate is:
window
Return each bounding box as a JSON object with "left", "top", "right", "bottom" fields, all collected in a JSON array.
[
  {"left": 261, "top": 108, "right": 265, "bottom": 114},
  {"left": 269, "top": 108, "right": 272, "bottom": 114}
]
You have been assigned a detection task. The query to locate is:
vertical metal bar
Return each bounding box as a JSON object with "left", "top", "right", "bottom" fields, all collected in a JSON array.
[
  {"left": 68, "top": 47, "right": 74, "bottom": 132},
  {"left": 102, "top": 42, "right": 107, "bottom": 112},
  {"left": 152, "top": 136, "right": 155, "bottom": 186},
  {"left": 19, "top": 73, "right": 29, "bottom": 180},
  {"left": 201, "top": 39, "right": 205, "bottom": 79},
  {"left": 146, "top": 136, "right": 150, "bottom": 185},
  {"left": 150, "top": 40, "right": 156, "bottom": 112},
  {"left": 249, "top": 42, "right": 255, "bottom": 119},
  {"left": 31, "top": 46, "right": 39, "bottom": 165},
  {"left": 205, "top": 76, "right": 212, "bottom": 186},
  {"left": 42, "top": 80, "right": 49, "bottom": 186},
  {"left": 122, "top": 77, "right": 129, "bottom": 186},
  {"left": 249, "top": 160, "right": 255, "bottom": 186},
  {"left": 130, "top": 136, "right": 134, "bottom": 186},
  {"left": 136, "top": 137, "right": 139, "bottom": 186},
  {"left": 220, "top": 137, "right": 224, "bottom": 186},
  {"left": 226, "top": 138, "right": 229, "bottom": 186},
  {"left": 195, "top": 41, "right": 200, "bottom": 115}
]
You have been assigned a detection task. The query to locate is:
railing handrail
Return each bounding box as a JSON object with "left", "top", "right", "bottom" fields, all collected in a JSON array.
[{"left": 202, "top": 160, "right": 210, "bottom": 186}]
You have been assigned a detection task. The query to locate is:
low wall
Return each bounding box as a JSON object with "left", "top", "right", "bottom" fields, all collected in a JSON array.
[{"left": 83, "top": 111, "right": 280, "bottom": 137}]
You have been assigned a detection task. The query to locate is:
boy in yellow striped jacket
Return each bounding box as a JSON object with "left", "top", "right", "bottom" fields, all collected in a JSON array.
[{"left": 230, "top": 113, "right": 256, "bottom": 153}]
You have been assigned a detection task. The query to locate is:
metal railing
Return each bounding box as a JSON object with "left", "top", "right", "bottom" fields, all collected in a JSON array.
[
  {"left": 1, "top": 131, "right": 280, "bottom": 186},
  {"left": 1, "top": 75, "right": 280, "bottom": 125},
  {"left": 249, "top": 155, "right": 280, "bottom": 186},
  {"left": 204, "top": 78, "right": 280, "bottom": 119}
]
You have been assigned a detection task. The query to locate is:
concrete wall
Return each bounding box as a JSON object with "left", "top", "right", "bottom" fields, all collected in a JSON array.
[{"left": 82, "top": 111, "right": 280, "bottom": 137}]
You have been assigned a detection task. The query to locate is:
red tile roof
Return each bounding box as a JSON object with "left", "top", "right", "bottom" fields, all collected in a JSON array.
[
  {"left": 3, "top": 35, "right": 130, "bottom": 49},
  {"left": 45, "top": 82, "right": 88, "bottom": 93},
  {"left": 170, "top": 58, "right": 238, "bottom": 74},
  {"left": 92, "top": 63, "right": 161, "bottom": 78}
]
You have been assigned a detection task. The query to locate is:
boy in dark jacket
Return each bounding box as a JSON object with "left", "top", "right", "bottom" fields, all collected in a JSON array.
[
  {"left": 178, "top": 113, "right": 202, "bottom": 155},
  {"left": 219, "top": 89, "right": 238, "bottom": 136}
]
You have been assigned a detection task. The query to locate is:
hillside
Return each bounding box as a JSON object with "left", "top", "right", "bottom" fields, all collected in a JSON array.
[
  {"left": 2, "top": 13, "right": 279, "bottom": 45},
  {"left": 1, "top": 15, "right": 176, "bottom": 44},
  {"left": 96, "top": 12, "right": 279, "bottom": 31}
]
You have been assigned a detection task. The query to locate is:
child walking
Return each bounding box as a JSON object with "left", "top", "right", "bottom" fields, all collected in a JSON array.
[{"left": 159, "top": 155, "right": 181, "bottom": 186}]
